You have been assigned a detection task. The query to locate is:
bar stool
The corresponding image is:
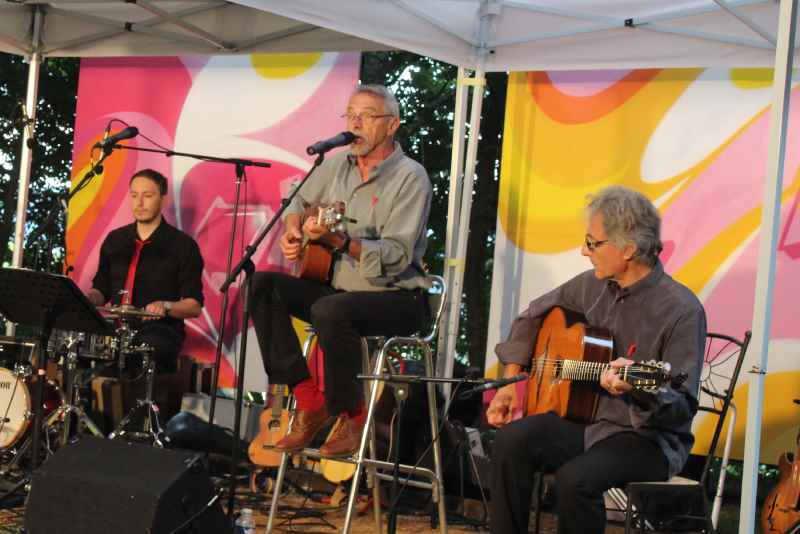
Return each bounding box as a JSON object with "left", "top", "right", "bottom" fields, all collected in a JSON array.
[{"left": 266, "top": 275, "right": 448, "bottom": 534}]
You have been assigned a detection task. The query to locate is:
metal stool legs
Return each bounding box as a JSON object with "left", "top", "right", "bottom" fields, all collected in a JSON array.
[
  {"left": 342, "top": 337, "right": 447, "bottom": 534},
  {"left": 265, "top": 335, "right": 384, "bottom": 533}
]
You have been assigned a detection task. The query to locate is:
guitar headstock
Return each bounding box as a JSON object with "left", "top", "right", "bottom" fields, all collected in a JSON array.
[
  {"left": 626, "top": 360, "right": 672, "bottom": 393},
  {"left": 318, "top": 201, "right": 347, "bottom": 233}
]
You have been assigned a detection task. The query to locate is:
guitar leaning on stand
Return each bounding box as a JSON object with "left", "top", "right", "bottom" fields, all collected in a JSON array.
[
  {"left": 248, "top": 385, "right": 289, "bottom": 468},
  {"left": 762, "top": 399, "right": 800, "bottom": 534}
]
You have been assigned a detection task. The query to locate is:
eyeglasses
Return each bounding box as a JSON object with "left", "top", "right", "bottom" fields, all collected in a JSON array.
[
  {"left": 584, "top": 235, "right": 610, "bottom": 252},
  {"left": 340, "top": 112, "right": 394, "bottom": 123}
]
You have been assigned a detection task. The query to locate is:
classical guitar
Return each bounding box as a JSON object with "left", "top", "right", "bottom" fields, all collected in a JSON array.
[
  {"left": 526, "top": 306, "right": 678, "bottom": 423},
  {"left": 762, "top": 399, "right": 800, "bottom": 534},
  {"left": 294, "top": 202, "right": 349, "bottom": 283},
  {"left": 248, "top": 384, "right": 290, "bottom": 467}
]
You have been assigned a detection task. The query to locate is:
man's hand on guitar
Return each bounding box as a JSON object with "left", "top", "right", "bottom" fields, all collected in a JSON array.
[
  {"left": 487, "top": 385, "right": 518, "bottom": 428},
  {"left": 280, "top": 225, "right": 303, "bottom": 261},
  {"left": 600, "top": 357, "right": 634, "bottom": 396},
  {"left": 302, "top": 214, "right": 328, "bottom": 241}
]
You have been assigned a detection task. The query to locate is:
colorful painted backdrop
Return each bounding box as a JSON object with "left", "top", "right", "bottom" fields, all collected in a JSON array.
[
  {"left": 487, "top": 68, "right": 800, "bottom": 463},
  {"left": 66, "top": 52, "right": 360, "bottom": 391}
]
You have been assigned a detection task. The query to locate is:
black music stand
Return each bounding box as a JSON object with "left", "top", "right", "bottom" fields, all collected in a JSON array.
[{"left": 0, "top": 268, "right": 113, "bottom": 470}]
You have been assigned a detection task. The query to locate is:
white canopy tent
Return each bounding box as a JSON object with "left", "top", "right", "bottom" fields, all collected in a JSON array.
[
  {"left": 2, "top": 1, "right": 798, "bottom": 531},
  {"left": 0, "top": 0, "right": 386, "bottom": 273}
]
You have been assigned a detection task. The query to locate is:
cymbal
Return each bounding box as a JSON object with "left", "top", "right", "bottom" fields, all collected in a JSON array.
[{"left": 98, "top": 305, "right": 161, "bottom": 319}]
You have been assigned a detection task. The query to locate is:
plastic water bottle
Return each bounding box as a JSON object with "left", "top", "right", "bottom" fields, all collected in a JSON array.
[{"left": 234, "top": 507, "right": 256, "bottom": 534}]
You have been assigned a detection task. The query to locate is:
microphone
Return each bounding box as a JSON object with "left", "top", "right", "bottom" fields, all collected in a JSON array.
[
  {"left": 93, "top": 126, "right": 139, "bottom": 149},
  {"left": 458, "top": 374, "right": 527, "bottom": 399},
  {"left": 306, "top": 131, "right": 356, "bottom": 155}
]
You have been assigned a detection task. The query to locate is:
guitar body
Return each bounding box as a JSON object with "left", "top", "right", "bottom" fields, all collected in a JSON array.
[
  {"left": 297, "top": 242, "right": 334, "bottom": 283},
  {"left": 762, "top": 448, "right": 800, "bottom": 534},
  {"left": 294, "top": 202, "right": 347, "bottom": 284},
  {"left": 248, "top": 386, "right": 290, "bottom": 467},
  {"left": 526, "top": 307, "right": 613, "bottom": 423}
]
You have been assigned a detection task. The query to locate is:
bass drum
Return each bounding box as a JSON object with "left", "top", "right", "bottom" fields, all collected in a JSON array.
[{"left": 0, "top": 367, "right": 61, "bottom": 449}]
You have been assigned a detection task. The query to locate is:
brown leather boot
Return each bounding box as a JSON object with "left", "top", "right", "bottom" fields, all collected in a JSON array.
[
  {"left": 319, "top": 415, "right": 366, "bottom": 458},
  {"left": 274, "top": 405, "right": 332, "bottom": 452}
]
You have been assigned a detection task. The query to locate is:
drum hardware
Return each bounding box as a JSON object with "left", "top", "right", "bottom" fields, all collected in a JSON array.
[
  {"left": 49, "top": 328, "right": 118, "bottom": 361},
  {"left": 45, "top": 338, "right": 104, "bottom": 447},
  {"left": 109, "top": 345, "right": 166, "bottom": 447},
  {"left": 0, "top": 337, "right": 36, "bottom": 368}
]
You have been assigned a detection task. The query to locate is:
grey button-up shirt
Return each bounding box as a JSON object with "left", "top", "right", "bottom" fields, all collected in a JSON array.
[
  {"left": 495, "top": 262, "right": 707, "bottom": 477},
  {"left": 285, "top": 143, "right": 431, "bottom": 292}
]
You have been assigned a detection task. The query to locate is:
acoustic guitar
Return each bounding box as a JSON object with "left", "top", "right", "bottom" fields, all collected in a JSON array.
[
  {"left": 294, "top": 202, "right": 349, "bottom": 283},
  {"left": 526, "top": 306, "right": 678, "bottom": 423},
  {"left": 248, "top": 384, "right": 289, "bottom": 467},
  {"left": 762, "top": 399, "right": 800, "bottom": 534}
]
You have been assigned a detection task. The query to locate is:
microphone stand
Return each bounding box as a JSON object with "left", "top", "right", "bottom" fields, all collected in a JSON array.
[
  {"left": 217, "top": 152, "right": 326, "bottom": 520},
  {"left": 103, "top": 143, "right": 272, "bottom": 464}
]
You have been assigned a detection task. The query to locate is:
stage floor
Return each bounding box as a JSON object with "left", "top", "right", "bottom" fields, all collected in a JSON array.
[{"left": 0, "top": 469, "right": 630, "bottom": 534}]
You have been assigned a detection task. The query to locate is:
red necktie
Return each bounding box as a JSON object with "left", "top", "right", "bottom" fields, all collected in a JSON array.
[{"left": 121, "top": 239, "right": 150, "bottom": 305}]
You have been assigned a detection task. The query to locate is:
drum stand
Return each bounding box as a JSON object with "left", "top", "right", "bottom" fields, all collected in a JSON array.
[
  {"left": 46, "top": 339, "right": 104, "bottom": 446},
  {"left": 109, "top": 353, "right": 166, "bottom": 447}
]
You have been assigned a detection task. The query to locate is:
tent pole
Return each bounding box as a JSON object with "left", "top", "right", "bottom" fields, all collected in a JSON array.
[
  {"left": 437, "top": 67, "right": 468, "bottom": 382},
  {"left": 738, "top": 1, "right": 797, "bottom": 532},
  {"left": 12, "top": 8, "right": 42, "bottom": 270},
  {"left": 6, "top": 8, "right": 42, "bottom": 337},
  {"left": 441, "top": 67, "right": 485, "bottom": 384},
  {"left": 437, "top": 0, "right": 496, "bottom": 389}
]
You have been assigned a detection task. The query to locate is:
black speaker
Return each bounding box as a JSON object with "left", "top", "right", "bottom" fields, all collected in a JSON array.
[{"left": 25, "top": 437, "right": 231, "bottom": 534}]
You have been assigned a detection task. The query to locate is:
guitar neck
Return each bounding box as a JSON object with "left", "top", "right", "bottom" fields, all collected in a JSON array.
[
  {"left": 534, "top": 358, "right": 626, "bottom": 384},
  {"left": 532, "top": 357, "right": 669, "bottom": 392},
  {"left": 557, "top": 359, "right": 612, "bottom": 383}
]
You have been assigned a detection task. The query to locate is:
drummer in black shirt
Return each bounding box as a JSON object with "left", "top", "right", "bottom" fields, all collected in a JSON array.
[{"left": 85, "top": 169, "right": 204, "bottom": 374}]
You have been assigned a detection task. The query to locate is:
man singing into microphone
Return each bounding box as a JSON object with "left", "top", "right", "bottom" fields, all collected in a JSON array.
[
  {"left": 249, "top": 84, "right": 432, "bottom": 457},
  {"left": 86, "top": 169, "right": 203, "bottom": 414}
]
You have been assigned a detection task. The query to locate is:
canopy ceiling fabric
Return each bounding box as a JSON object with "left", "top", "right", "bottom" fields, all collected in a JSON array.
[
  {"left": 228, "top": 0, "right": 797, "bottom": 71},
  {"left": 0, "top": 0, "right": 387, "bottom": 57}
]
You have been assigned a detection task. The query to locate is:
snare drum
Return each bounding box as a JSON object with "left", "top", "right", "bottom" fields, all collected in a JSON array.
[
  {"left": 48, "top": 330, "right": 118, "bottom": 361},
  {"left": 0, "top": 367, "right": 61, "bottom": 449}
]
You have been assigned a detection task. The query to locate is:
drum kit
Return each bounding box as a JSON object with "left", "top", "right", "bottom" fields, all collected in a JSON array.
[{"left": 0, "top": 304, "right": 166, "bottom": 472}]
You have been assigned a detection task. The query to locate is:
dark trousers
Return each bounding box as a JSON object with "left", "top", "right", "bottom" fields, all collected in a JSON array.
[
  {"left": 490, "top": 412, "right": 669, "bottom": 534},
  {"left": 249, "top": 271, "right": 427, "bottom": 415}
]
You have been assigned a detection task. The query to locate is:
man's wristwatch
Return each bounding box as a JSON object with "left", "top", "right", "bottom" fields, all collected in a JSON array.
[{"left": 163, "top": 300, "right": 173, "bottom": 317}]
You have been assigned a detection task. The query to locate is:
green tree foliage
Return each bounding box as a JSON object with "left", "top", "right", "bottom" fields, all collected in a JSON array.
[{"left": 0, "top": 54, "right": 79, "bottom": 271}]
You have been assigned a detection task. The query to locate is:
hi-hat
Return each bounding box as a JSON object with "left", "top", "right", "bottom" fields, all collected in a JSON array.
[{"left": 98, "top": 305, "right": 161, "bottom": 319}]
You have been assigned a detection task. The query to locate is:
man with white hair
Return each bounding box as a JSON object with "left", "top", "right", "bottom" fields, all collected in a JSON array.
[
  {"left": 250, "top": 84, "right": 432, "bottom": 458},
  {"left": 486, "top": 185, "right": 707, "bottom": 534}
]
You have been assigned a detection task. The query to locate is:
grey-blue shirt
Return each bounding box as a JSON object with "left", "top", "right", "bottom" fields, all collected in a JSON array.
[
  {"left": 285, "top": 144, "right": 431, "bottom": 292},
  {"left": 495, "top": 262, "right": 707, "bottom": 477}
]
